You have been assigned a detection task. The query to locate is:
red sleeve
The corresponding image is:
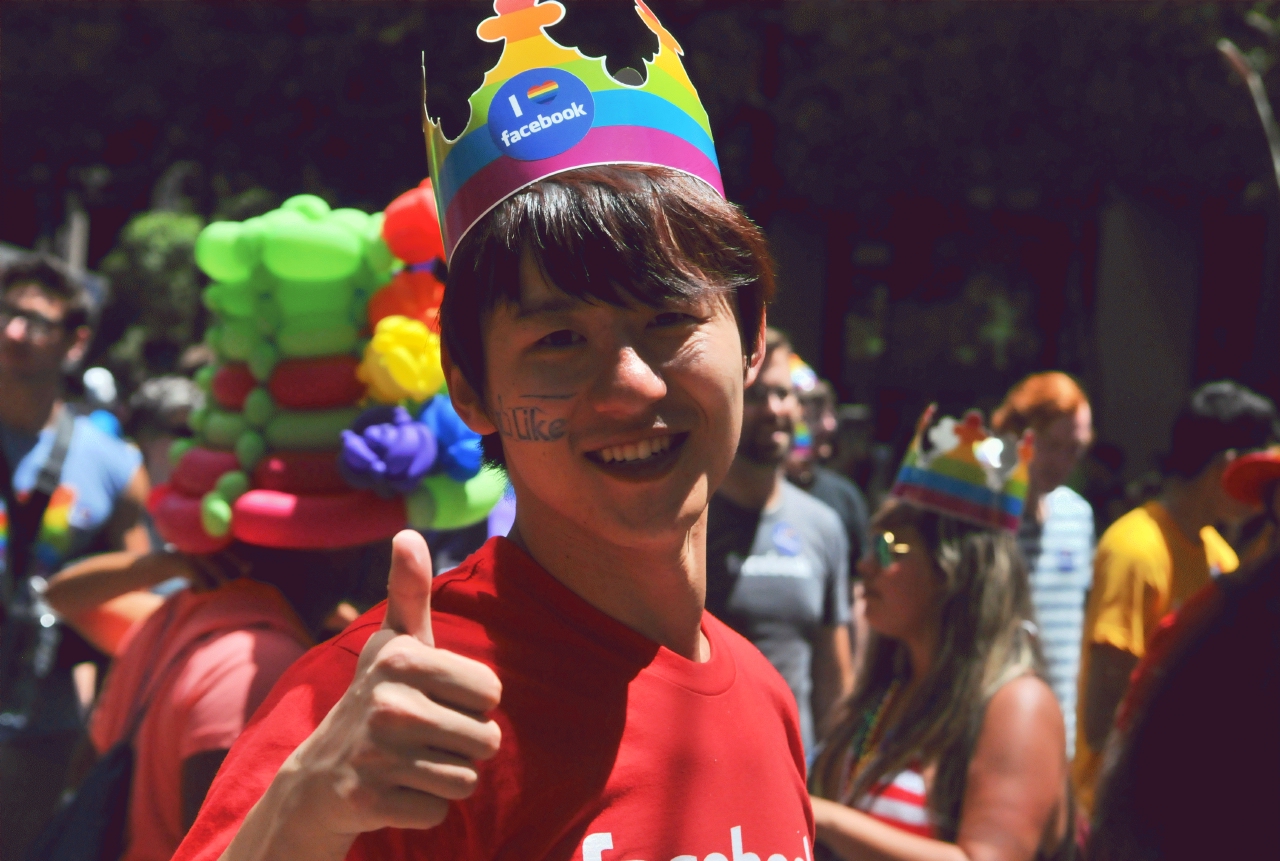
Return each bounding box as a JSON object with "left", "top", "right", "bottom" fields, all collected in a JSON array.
[{"left": 171, "top": 627, "right": 367, "bottom": 861}]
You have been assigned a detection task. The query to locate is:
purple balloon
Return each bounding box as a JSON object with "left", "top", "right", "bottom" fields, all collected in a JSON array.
[{"left": 340, "top": 406, "right": 438, "bottom": 494}]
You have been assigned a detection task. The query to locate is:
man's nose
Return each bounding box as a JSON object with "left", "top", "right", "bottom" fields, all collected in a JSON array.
[{"left": 593, "top": 345, "right": 666, "bottom": 416}]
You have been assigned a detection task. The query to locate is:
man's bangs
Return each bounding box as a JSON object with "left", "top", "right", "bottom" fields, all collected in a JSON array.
[{"left": 471, "top": 167, "right": 750, "bottom": 314}]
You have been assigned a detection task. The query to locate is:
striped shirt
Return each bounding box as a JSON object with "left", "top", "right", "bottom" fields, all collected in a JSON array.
[
  {"left": 1018, "top": 485, "right": 1095, "bottom": 758},
  {"left": 854, "top": 762, "right": 934, "bottom": 838}
]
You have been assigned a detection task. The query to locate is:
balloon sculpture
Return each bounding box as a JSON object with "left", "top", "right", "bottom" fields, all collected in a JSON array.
[{"left": 151, "top": 181, "right": 507, "bottom": 554}]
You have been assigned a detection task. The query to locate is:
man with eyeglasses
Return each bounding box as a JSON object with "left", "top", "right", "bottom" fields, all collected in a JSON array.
[
  {"left": 0, "top": 255, "right": 150, "bottom": 861},
  {"left": 706, "top": 328, "right": 853, "bottom": 757}
]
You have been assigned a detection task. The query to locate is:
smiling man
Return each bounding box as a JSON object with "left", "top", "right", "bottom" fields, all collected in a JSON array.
[
  {"left": 174, "top": 4, "right": 815, "bottom": 861},
  {"left": 706, "top": 329, "right": 852, "bottom": 756}
]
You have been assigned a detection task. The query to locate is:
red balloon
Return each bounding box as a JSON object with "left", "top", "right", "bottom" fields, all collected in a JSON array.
[
  {"left": 367, "top": 269, "right": 445, "bottom": 330},
  {"left": 252, "top": 449, "right": 349, "bottom": 494},
  {"left": 232, "top": 489, "right": 405, "bottom": 549},
  {"left": 171, "top": 447, "right": 241, "bottom": 496},
  {"left": 267, "top": 356, "right": 365, "bottom": 410},
  {"left": 211, "top": 363, "right": 256, "bottom": 411},
  {"left": 148, "top": 484, "right": 233, "bottom": 555},
  {"left": 382, "top": 179, "right": 444, "bottom": 265}
]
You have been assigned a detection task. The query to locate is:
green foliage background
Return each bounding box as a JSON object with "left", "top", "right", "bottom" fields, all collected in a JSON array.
[{"left": 3, "top": 1, "right": 1277, "bottom": 397}]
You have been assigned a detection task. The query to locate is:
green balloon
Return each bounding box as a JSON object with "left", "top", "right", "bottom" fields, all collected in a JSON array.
[
  {"left": 259, "top": 208, "right": 307, "bottom": 230},
  {"left": 204, "top": 410, "right": 249, "bottom": 448},
  {"left": 236, "top": 430, "right": 267, "bottom": 471},
  {"left": 195, "top": 221, "right": 253, "bottom": 282},
  {"left": 248, "top": 342, "right": 279, "bottom": 382},
  {"left": 202, "top": 283, "right": 224, "bottom": 313},
  {"left": 193, "top": 365, "right": 216, "bottom": 392},
  {"left": 201, "top": 492, "right": 233, "bottom": 538},
  {"left": 255, "top": 296, "right": 282, "bottom": 336},
  {"left": 218, "top": 281, "right": 257, "bottom": 317},
  {"left": 281, "top": 194, "right": 332, "bottom": 221},
  {"left": 168, "top": 437, "right": 196, "bottom": 467},
  {"left": 188, "top": 406, "right": 209, "bottom": 433},
  {"left": 329, "top": 208, "right": 372, "bottom": 237},
  {"left": 265, "top": 407, "right": 362, "bottom": 450},
  {"left": 236, "top": 217, "right": 267, "bottom": 262},
  {"left": 214, "top": 470, "right": 250, "bottom": 503},
  {"left": 243, "top": 388, "right": 277, "bottom": 428},
  {"left": 364, "top": 236, "right": 397, "bottom": 280},
  {"left": 405, "top": 485, "right": 437, "bottom": 530},
  {"left": 348, "top": 293, "right": 369, "bottom": 329},
  {"left": 277, "top": 315, "right": 359, "bottom": 358},
  {"left": 204, "top": 324, "right": 223, "bottom": 350},
  {"left": 262, "top": 221, "right": 362, "bottom": 282},
  {"left": 219, "top": 317, "right": 261, "bottom": 361},
  {"left": 412, "top": 468, "right": 507, "bottom": 531},
  {"left": 275, "top": 279, "right": 355, "bottom": 318}
]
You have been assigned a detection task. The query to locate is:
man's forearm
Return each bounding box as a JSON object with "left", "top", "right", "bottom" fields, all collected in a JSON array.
[{"left": 218, "top": 755, "right": 357, "bottom": 861}]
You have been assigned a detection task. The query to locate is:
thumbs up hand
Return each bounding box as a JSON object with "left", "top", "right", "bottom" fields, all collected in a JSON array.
[{"left": 277, "top": 530, "right": 503, "bottom": 844}]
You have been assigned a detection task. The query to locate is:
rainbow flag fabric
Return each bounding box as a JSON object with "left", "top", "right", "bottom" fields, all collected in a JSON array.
[{"left": 426, "top": 0, "right": 724, "bottom": 260}]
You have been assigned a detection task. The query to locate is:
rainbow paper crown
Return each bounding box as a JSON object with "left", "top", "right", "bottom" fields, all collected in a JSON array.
[
  {"left": 426, "top": 0, "right": 724, "bottom": 260},
  {"left": 890, "top": 405, "right": 1033, "bottom": 533}
]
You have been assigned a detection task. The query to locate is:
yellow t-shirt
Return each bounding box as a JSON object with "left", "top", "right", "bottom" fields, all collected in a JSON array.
[{"left": 1071, "top": 501, "right": 1238, "bottom": 813}]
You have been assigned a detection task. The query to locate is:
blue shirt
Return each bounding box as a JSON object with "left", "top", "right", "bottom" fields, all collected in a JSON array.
[
  {"left": 0, "top": 414, "right": 142, "bottom": 577},
  {"left": 1018, "top": 485, "right": 1095, "bottom": 758}
]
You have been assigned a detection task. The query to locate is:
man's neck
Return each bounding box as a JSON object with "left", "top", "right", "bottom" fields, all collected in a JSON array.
[
  {"left": 1161, "top": 480, "right": 1213, "bottom": 545},
  {"left": 0, "top": 371, "right": 61, "bottom": 434},
  {"left": 716, "top": 458, "right": 784, "bottom": 512},
  {"left": 506, "top": 505, "right": 710, "bottom": 662}
]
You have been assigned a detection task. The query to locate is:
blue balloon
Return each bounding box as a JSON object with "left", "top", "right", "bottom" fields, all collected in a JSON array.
[{"left": 419, "top": 395, "right": 482, "bottom": 482}]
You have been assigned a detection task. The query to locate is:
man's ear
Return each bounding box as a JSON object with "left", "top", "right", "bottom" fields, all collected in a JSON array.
[
  {"left": 441, "top": 341, "right": 498, "bottom": 436},
  {"left": 744, "top": 308, "right": 768, "bottom": 387}
]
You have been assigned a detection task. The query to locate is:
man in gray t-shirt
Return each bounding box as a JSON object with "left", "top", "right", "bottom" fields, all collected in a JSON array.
[{"left": 706, "top": 330, "right": 852, "bottom": 755}]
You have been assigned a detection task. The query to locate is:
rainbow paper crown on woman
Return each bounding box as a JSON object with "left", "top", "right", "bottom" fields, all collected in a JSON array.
[
  {"left": 426, "top": 0, "right": 723, "bottom": 259},
  {"left": 890, "top": 405, "right": 1033, "bottom": 533}
]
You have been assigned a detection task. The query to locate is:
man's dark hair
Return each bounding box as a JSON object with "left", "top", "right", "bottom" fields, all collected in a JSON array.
[
  {"left": 0, "top": 254, "right": 93, "bottom": 331},
  {"left": 440, "top": 165, "right": 775, "bottom": 465},
  {"left": 1164, "top": 381, "right": 1278, "bottom": 478}
]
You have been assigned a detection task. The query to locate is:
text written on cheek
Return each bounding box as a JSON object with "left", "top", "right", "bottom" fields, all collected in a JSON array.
[{"left": 496, "top": 396, "right": 567, "bottom": 442}]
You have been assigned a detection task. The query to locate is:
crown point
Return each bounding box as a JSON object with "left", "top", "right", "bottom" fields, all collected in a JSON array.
[
  {"left": 478, "top": 0, "right": 564, "bottom": 44},
  {"left": 635, "top": 0, "right": 684, "bottom": 55}
]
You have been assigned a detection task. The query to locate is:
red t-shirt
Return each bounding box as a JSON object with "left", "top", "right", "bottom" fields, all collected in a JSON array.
[
  {"left": 174, "top": 537, "right": 814, "bottom": 861},
  {"left": 90, "top": 579, "right": 313, "bottom": 861}
]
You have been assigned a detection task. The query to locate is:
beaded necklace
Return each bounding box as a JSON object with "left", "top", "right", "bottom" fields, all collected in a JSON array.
[{"left": 836, "top": 679, "right": 902, "bottom": 805}]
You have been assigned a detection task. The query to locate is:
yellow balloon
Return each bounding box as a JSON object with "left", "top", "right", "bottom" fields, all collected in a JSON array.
[{"left": 358, "top": 315, "right": 444, "bottom": 403}]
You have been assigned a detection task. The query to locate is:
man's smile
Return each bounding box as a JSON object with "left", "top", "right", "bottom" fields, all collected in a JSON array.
[{"left": 583, "top": 432, "right": 690, "bottom": 478}]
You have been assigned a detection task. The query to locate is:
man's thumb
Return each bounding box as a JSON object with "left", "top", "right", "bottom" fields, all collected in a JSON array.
[{"left": 381, "top": 529, "right": 435, "bottom": 646}]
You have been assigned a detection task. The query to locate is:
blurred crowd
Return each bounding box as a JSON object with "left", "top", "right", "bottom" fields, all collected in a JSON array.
[{"left": 1, "top": 246, "right": 1276, "bottom": 861}]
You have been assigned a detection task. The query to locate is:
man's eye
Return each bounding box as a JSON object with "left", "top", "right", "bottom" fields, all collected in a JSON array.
[
  {"left": 650, "top": 312, "right": 695, "bottom": 328},
  {"left": 536, "top": 330, "right": 584, "bottom": 348}
]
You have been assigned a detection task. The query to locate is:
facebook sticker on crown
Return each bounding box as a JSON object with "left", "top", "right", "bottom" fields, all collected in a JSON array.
[{"left": 488, "top": 67, "right": 595, "bottom": 160}]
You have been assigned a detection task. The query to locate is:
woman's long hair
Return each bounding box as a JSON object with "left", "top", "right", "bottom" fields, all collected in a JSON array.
[{"left": 810, "top": 499, "right": 1045, "bottom": 840}]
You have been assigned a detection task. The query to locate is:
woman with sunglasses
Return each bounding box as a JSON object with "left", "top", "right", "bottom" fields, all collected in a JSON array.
[{"left": 809, "top": 407, "right": 1073, "bottom": 861}]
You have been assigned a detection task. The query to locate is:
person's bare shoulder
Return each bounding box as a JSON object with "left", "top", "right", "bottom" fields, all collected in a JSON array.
[{"left": 981, "top": 675, "right": 1065, "bottom": 754}]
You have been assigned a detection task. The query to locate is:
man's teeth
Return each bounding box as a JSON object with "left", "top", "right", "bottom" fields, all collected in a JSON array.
[{"left": 598, "top": 435, "right": 672, "bottom": 464}]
